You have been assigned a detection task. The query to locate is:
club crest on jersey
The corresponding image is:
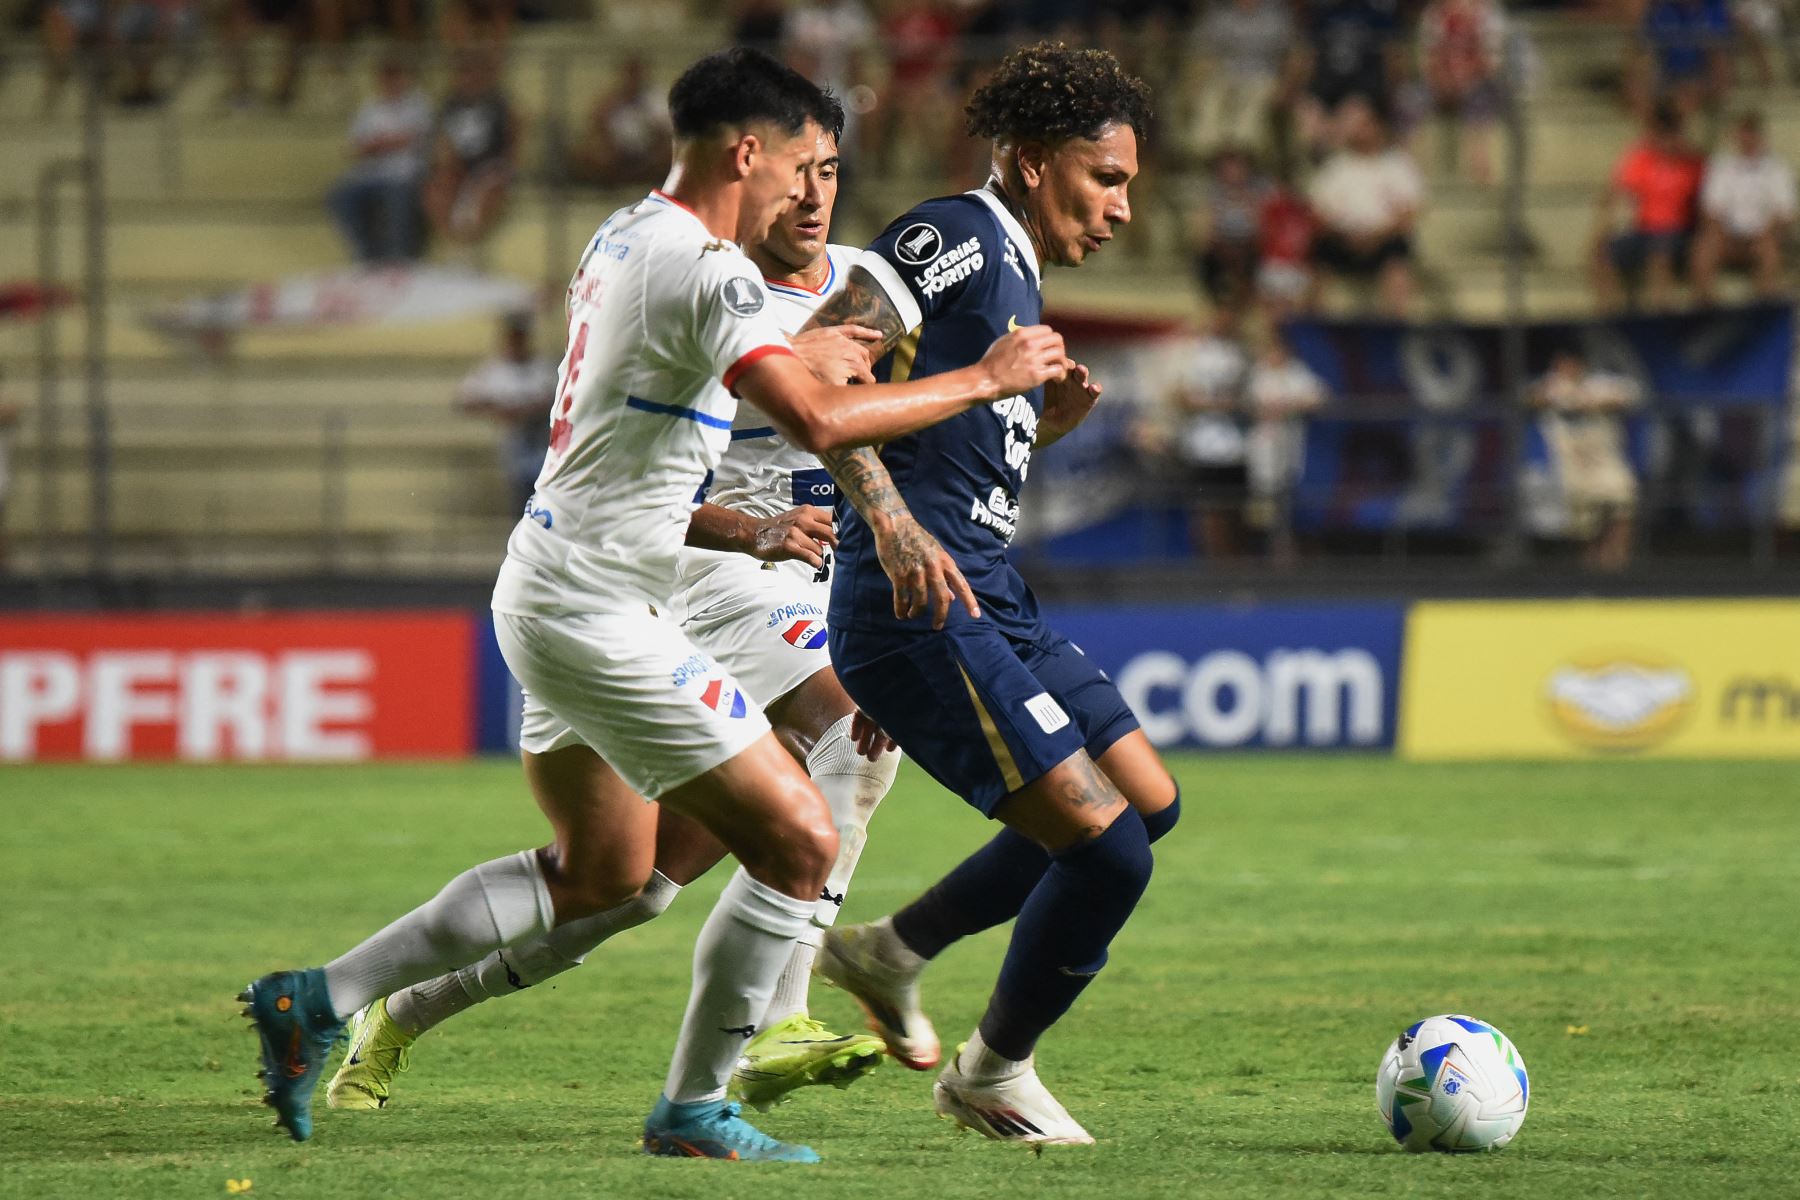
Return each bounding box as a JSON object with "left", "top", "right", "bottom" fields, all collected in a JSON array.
[
  {"left": 780, "top": 619, "right": 828, "bottom": 650},
  {"left": 697, "top": 676, "right": 749, "bottom": 719},
  {"left": 721, "top": 276, "right": 766, "bottom": 316},
  {"left": 894, "top": 222, "right": 944, "bottom": 265}
]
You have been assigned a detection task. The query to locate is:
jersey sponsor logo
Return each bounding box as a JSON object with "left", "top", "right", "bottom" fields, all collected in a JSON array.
[
  {"left": 912, "top": 235, "right": 985, "bottom": 298},
  {"left": 780, "top": 619, "right": 829, "bottom": 650},
  {"left": 970, "top": 485, "right": 1020, "bottom": 542},
  {"left": 522, "top": 495, "right": 552, "bottom": 529},
  {"left": 765, "top": 601, "right": 825, "bottom": 628},
  {"left": 1024, "top": 692, "right": 1070, "bottom": 734},
  {"left": 894, "top": 222, "right": 944, "bottom": 265},
  {"left": 721, "top": 276, "right": 767, "bottom": 317},
  {"left": 990, "top": 393, "right": 1040, "bottom": 481}
]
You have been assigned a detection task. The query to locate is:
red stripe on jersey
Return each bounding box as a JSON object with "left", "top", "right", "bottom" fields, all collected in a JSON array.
[
  {"left": 650, "top": 189, "right": 699, "bottom": 216},
  {"left": 722, "top": 344, "right": 796, "bottom": 395}
]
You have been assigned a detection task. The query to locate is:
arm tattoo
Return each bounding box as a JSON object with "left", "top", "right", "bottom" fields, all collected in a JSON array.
[
  {"left": 820, "top": 445, "right": 908, "bottom": 527},
  {"left": 799, "top": 268, "right": 910, "bottom": 354}
]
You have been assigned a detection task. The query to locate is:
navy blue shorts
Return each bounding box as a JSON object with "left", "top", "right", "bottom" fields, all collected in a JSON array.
[{"left": 831, "top": 620, "right": 1140, "bottom": 816}]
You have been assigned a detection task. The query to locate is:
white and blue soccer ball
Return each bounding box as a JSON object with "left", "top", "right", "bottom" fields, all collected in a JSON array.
[{"left": 1375, "top": 1014, "right": 1529, "bottom": 1152}]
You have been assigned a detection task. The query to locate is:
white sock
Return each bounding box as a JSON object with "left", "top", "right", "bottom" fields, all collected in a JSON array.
[
  {"left": 322, "top": 850, "right": 554, "bottom": 1020},
  {"left": 959, "top": 1027, "right": 1029, "bottom": 1080},
  {"left": 756, "top": 717, "right": 897, "bottom": 1028},
  {"left": 662, "top": 867, "right": 813, "bottom": 1105},
  {"left": 805, "top": 715, "right": 899, "bottom": 931},
  {"left": 761, "top": 930, "right": 820, "bottom": 1027},
  {"left": 387, "top": 871, "right": 683, "bottom": 1036}
]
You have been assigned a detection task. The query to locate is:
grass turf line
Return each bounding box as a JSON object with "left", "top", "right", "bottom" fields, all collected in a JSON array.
[{"left": 1, "top": 757, "right": 1797, "bottom": 1198}]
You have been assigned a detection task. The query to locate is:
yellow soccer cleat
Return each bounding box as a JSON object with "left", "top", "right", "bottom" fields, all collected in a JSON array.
[
  {"left": 729, "top": 1013, "right": 885, "bottom": 1112},
  {"left": 326, "top": 998, "right": 415, "bottom": 1111}
]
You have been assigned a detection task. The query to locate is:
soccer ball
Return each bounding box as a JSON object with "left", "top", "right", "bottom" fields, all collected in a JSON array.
[{"left": 1375, "top": 1014, "right": 1529, "bottom": 1152}]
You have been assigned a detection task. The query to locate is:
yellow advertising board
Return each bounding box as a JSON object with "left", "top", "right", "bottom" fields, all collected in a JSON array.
[{"left": 1399, "top": 600, "right": 1800, "bottom": 759}]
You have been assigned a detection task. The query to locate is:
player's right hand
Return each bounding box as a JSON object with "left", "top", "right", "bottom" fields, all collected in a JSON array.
[
  {"left": 875, "top": 515, "right": 981, "bottom": 630},
  {"left": 751, "top": 504, "right": 836, "bottom": 568},
  {"left": 790, "top": 325, "right": 882, "bottom": 385},
  {"left": 979, "top": 324, "right": 1067, "bottom": 399}
]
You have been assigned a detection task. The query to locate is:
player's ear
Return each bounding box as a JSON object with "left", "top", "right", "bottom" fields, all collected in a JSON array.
[
  {"left": 1015, "top": 140, "right": 1050, "bottom": 191},
  {"left": 730, "top": 130, "right": 760, "bottom": 181}
]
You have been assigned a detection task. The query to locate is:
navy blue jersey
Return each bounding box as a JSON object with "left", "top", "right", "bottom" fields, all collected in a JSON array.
[{"left": 831, "top": 187, "right": 1048, "bottom": 638}]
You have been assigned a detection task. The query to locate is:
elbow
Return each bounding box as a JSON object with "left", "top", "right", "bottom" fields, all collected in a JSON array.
[{"left": 784, "top": 409, "right": 840, "bottom": 456}]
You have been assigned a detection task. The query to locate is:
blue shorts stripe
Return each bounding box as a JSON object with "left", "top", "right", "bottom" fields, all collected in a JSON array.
[{"left": 625, "top": 396, "right": 733, "bottom": 430}]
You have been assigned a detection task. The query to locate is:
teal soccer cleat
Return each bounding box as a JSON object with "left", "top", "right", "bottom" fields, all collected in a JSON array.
[
  {"left": 642, "top": 1096, "right": 822, "bottom": 1162},
  {"left": 238, "top": 968, "right": 345, "bottom": 1141}
]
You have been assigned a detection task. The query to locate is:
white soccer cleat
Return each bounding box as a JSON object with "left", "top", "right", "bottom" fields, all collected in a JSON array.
[
  {"left": 815, "top": 918, "right": 939, "bottom": 1069},
  {"left": 933, "top": 1036, "right": 1095, "bottom": 1146}
]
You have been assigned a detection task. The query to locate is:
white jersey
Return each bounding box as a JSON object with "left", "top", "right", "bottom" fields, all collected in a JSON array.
[
  {"left": 492, "top": 190, "right": 795, "bottom": 616},
  {"left": 700, "top": 243, "right": 860, "bottom": 521}
]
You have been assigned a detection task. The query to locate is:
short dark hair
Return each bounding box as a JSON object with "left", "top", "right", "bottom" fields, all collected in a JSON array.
[
  {"left": 815, "top": 88, "right": 846, "bottom": 145},
  {"left": 668, "top": 47, "right": 832, "bottom": 141},
  {"left": 965, "top": 42, "right": 1153, "bottom": 145}
]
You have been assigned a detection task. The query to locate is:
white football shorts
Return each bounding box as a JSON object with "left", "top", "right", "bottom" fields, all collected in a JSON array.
[
  {"left": 497, "top": 603, "right": 771, "bottom": 801},
  {"left": 679, "top": 554, "right": 833, "bottom": 710}
]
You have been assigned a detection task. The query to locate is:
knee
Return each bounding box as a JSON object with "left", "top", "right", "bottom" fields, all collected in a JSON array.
[
  {"left": 535, "top": 844, "right": 652, "bottom": 923},
  {"left": 1077, "top": 807, "right": 1155, "bottom": 895},
  {"left": 1141, "top": 786, "right": 1182, "bottom": 845},
  {"left": 753, "top": 786, "right": 839, "bottom": 892}
]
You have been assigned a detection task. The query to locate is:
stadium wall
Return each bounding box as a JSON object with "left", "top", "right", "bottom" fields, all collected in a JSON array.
[{"left": 5, "top": 600, "right": 1797, "bottom": 763}]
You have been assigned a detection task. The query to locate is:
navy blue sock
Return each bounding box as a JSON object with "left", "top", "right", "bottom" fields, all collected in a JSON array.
[
  {"left": 1142, "top": 788, "right": 1181, "bottom": 843},
  {"left": 977, "top": 807, "right": 1154, "bottom": 1062},
  {"left": 892, "top": 787, "right": 1178, "bottom": 961},
  {"left": 892, "top": 828, "right": 1048, "bottom": 960}
]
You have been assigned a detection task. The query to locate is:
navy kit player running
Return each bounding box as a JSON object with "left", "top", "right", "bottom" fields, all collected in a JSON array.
[{"left": 802, "top": 44, "right": 1183, "bottom": 1145}]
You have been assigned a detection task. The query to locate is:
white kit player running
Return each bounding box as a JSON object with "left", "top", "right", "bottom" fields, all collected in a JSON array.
[
  {"left": 237, "top": 47, "right": 1071, "bottom": 1165},
  {"left": 325, "top": 124, "right": 906, "bottom": 1116}
]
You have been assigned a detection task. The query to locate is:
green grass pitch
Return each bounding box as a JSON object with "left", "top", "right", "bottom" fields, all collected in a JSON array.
[{"left": 3, "top": 757, "right": 1797, "bottom": 1198}]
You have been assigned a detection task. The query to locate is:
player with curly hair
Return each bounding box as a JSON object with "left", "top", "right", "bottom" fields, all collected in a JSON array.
[{"left": 799, "top": 43, "right": 1182, "bottom": 1146}]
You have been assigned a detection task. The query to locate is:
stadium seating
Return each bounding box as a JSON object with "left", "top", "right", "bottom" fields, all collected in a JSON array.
[{"left": 1, "top": 11, "right": 1794, "bottom": 573}]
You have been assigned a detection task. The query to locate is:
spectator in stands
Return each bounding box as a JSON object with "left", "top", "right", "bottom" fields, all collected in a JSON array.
[
  {"left": 424, "top": 49, "right": 519, "bottom": 250},
  {"left": 1591, "top": 100, "right": 1704, "bottom": 312},
  {"left": 1256, "top": 169, "right": 1316, "bottom": 320},
  {"left": 112, "top": 0, "right": 202, "bottom": 107},
  {"left": 1530, "top": 348, "right": 1642, "bottom": 572},
  {"left": 1194, "top": 146, "right": 1272, "bottom": 312},
  {"left": 42, "top": 0, "right": 108, "bottom": 111},
  {"left": 1171, "top": 308, "right": 1254, "bottom": 558},
  {"left": 458, "top": 314, "right": 557, "bottom": 513},
  {"left": 1294, "top": 0, "right": 1403, "bottom": 160},
  {"left": 1245, "top": 332, "right": 1326, "bottom": 564},
  {"left": 0, "top": 377, "right": 14, "bottom": 571},
  {"left": 326, "top": 54, "right": 433, "bottom": 265},
  {"left": 1307, "top": 96, "right": 1424, "bottom": 316},
  {"left": 1690, "top": 110, "right": 1795, "bottom": 304},
  {"left": 732, "top": 0, "right": 788, "bottom": 50},
  {"left": 443, "top": 0, "right": 516, "bottom": 48},
  {"left": 1731, "top": 0, "right": 1781, "bottom": 89},
  {"left": 868, "top": 0, "right": 959, "bottom": 174},
  {"left": 1416, "top": 0, "right": 1507, "bottom": 185},
  {"left": 568, "top": 55, "right": 671, "bottom": 188},
  {"left": 782, "top": 0, "right": 874, "bottom": 145},
  {"left": 222, "top": 0, "right": 340, "bottom": 108},
  {"left": 1184, "top": 0, "right": 1296, "bottom": 161},
  {"left": 1627, "top": 0, "right": 1732, "bottom": 122}
]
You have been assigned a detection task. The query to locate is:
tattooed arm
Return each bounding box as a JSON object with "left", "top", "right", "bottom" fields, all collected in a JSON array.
[{"left": 799, "top": 267, "right": 982, "bottom": 629}]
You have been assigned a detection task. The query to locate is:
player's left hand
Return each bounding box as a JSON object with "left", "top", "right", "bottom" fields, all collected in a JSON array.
[
  {"left": 1039, "top": 359, "right": 1102, "bottom": 444},
  {"left": 790, "top": 325, "right": 882, "bottom": 385},
  {"left": 850, "top": 709, "right": 898, "bottom": 760},
  {"left": 751, "top": 505, "right": 837, "bottom": 567}
]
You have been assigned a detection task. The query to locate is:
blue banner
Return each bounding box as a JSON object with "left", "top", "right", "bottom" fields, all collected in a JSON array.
[
  {"left": 1281, "top": 304, "right": 1794, "bottom": 534},
  {"left": 1040, "top": 602, "right": 1407, "bottom": 751}
]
